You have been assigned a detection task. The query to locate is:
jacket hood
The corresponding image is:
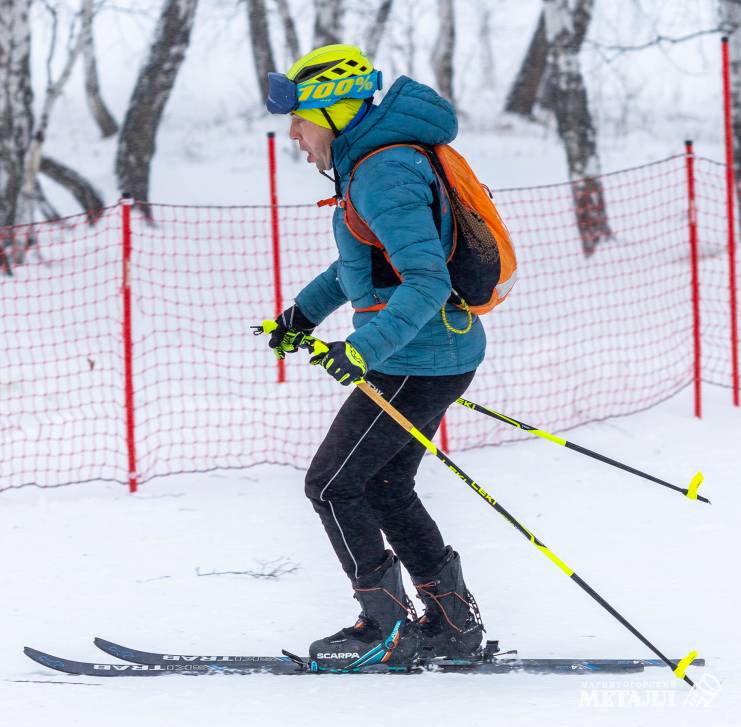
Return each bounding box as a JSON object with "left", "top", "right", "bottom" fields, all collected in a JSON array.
[{"left": 331, "top": 76, "right": 458, "bottom": 180}]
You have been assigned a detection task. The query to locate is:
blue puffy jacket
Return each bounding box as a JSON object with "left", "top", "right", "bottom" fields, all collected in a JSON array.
[{"left": 295, "top": 76, "right": 486, "bottom": 376}]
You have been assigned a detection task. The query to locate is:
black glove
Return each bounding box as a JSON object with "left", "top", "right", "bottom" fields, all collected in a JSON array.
[
  {"left": 310, "top": 340, "right": 367, "bottom": 386},
  {"left": 269, "top": 305, "right": 316, "bottom": 358}
]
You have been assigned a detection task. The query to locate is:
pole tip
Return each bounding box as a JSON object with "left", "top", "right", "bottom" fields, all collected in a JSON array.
[
  {"left": 267, "top": 131, "right": 275, "bottom": 138},
  {"left": 722, "top": 36, "right": 729, "bottom": 43}
]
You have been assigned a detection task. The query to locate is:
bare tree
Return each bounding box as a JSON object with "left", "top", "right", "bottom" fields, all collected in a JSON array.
[
  {"left": 365, "top": 0, "right": 394, "bottom": 58},
  {"left": 246, "top": 0, "right": 277, "bottom": 105},
  {"left": 506, "top": 4, "right": 592, "bottom": 119},
  {"left": 505, "top": 11, "right": 547, "bottom": 117},
  {"left": 431, "top": 0, "right": 455, "bottom": 107},
  {"left": 385, "top": 0, "right": 416, "bottom": 79},
  {"left": 0, "top": 0, "right": 33, "bottom": 234},
  {"left": 400, "top": 0, "right": 416, "bottom": 78},
  {"left": 313, "top": 0, "right": 344, "bottom": 47},
  {"left": 34, "top": 179, "right": 62, "bottom": 223},
  {"left": 273, "top": 0, "right": 300, "bottom": 61},
  {"left": 479, "top": 2, "right": 495, "bottom": 77},
  {"left": 12, "top": 1, "right": 105, "bottom": 243},
  {"left": 475, "top": 1, "right": 497, "bottom": 116},
  {"left": 81, "top": 0, "right": 118, "bottom": 138},
  {"left": 543, "top": 0, "right": 609, "bottom": 256},
  {"left": 17, "top": 4, "right": 84, "bottom": 229},
  {"left": 40, "top": 156, "right": 104, "bottom": 224},
  {"left": 116, "top": 0, "right": 199, "bottom": 218},
  {"left": 0, "top": 0, "right": 33, "bottom": 274}
]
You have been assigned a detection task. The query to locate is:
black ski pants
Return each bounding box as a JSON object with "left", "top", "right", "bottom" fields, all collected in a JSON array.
[{"left": 304, "top": 369, "right": 476, "bottom": 585}]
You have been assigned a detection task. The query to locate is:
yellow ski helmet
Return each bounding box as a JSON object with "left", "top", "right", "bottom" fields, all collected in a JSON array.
[{"left": 268, "top": 44, "right": 380, "bottom": 133}]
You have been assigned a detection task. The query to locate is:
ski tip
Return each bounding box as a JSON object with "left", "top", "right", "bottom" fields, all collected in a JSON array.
[
  {"left": 23, "top": 646, "right": 74, "bottom": 673},
  {"left": 93, "top": 636, "right": 140, "bottom": 661},
  {"left": 93, "top": 636, "right": 122, "bottom": 653}
]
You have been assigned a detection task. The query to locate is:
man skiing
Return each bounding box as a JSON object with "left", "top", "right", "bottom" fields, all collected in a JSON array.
[{"left": 264, "top": 45, "right": 486, "bottom": 671}]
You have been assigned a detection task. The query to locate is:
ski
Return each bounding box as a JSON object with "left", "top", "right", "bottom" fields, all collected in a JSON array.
[
  {"left": 94, "top": 637, "right": 291, "bottom": 666},
  {"left": 23, "top": 639, "right": 705, "bottom": 678},
  {"left": 24, "top": 647, "right": 305, "bottom": 677},
  {"left": 93, "top": 637, "right": 705, "bottom": 673}
]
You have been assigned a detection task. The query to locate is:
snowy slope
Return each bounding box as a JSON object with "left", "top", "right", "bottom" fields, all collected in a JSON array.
[{"left": 1, "top": 384, "right": 738, "bottom": 727}]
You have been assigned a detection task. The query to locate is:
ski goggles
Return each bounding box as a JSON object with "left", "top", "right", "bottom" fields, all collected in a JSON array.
[{"left": 266, "top": 70, "right": 383, "bottom": 115}]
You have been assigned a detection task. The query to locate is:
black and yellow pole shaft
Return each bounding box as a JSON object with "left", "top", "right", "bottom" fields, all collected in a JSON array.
[
  {"left": 254, "top": 322, "right": 700, "bottom": 687},
  {"left": 456, "top": 398, "right": 709, "bottom": 505},
  {"left": 355, "top": 376, "right": 698, "bottom": 688}
]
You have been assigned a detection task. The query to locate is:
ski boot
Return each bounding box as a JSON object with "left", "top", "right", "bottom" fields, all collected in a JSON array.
[
  {"left": 309, "top": 551, "right": 420, "bottom": 672},
  {"left": 414, "top": 546, "right": 485, "bottom": 659}
]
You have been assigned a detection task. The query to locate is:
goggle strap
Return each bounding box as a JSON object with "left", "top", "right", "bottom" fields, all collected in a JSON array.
[{"left": 320, "top": 108, "right": 341, "bottom": 137}]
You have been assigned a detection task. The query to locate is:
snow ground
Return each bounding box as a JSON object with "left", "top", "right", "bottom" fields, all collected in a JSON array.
[
  {"left": 1, "top": 384, "right": 738, "bottom": 727},
  {"left": 6, "top": 4, "right": 740, "bottom": 724}
]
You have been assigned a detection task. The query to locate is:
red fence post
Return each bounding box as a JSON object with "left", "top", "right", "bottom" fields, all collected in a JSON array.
[
  {"left": 121, "top": 194, "right": 139, "bottom": 492},
  {"left": 685, "top": 141, "right": 702, "bottom": 419},
  {"left": 267, "top": 132, "right": 286, "bottom": 383},
  {"left": 439, "top": 415, "right": 449, "bottom": 453},
  {"left": 721, "top": 37, "right": 740, "bottom": 407}
]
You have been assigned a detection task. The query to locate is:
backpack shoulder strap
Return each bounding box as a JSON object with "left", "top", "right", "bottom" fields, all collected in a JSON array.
[{"left": 343, "top": 143, "right": 443, "bottom": 246}]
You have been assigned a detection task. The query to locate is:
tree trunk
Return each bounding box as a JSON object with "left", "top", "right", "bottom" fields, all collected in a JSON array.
[
  {"left": 431, "top": 0, "right": 455, "bottom": 107},
  {"left": 365, "top": 0, "right": 394, "bottom": 58},
  {"left": 247, "top": 0, "right": 277, "bottom": 105},
  {"left": 82, "top": 0, "right": 119, "bottom": 138},
  {"left": 475, "top": 2, "right": 497, "bottom": 116},
  {"left": 35, "top": 178, "right": 62, "bottom": 223},
  {"left": 40, "top": 156, "right": 105, "bottom": 224},
  {"left": 0, "top": 0, "right": 33, "bottom": 234},
  {"left": 720, "top": 1, "right": 741, "bottom": 210},
  {"left": 17, "top": 20, "right": 85, "bottom": 230},
  {"left": 506, "top": 4, "right": 593, "bottom": 118},
  {"left": 540, "top": 0, "right": 593, "bottom": 113},
  {"left": 543, "top": 0, "right": 609, "bottom": 256},
  {"left": 273, "top": 0, "right": 300, "bottom": 62},
  {"left": 0, "top": 0, "right": 33, "bottom": 274},
  {"left": 313, "top": 0, "right": 344, "bottom": 48},
  {"left": 505, "top": 11, "right": 547, "bottom": 117},
  {"left": 115, "top": 0, "right": 199, "bottom": 219}
]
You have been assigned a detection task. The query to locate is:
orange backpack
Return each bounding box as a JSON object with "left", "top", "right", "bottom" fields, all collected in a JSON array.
[{"left": 337, "top": 143, "right": 517, "bottom": 331}]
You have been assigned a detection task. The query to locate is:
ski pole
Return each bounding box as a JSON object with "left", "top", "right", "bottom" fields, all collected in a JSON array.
[
  {"left": 455, "top": 398, "right": 709, "bottom": 504},
  {"left": 254, "top": 322, "right": 701, "bottom": 687}
]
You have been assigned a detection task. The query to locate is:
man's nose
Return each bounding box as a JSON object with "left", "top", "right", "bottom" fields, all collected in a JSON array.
[{"left": 289, "top": 117, "right": 300, "bottom": 140}]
